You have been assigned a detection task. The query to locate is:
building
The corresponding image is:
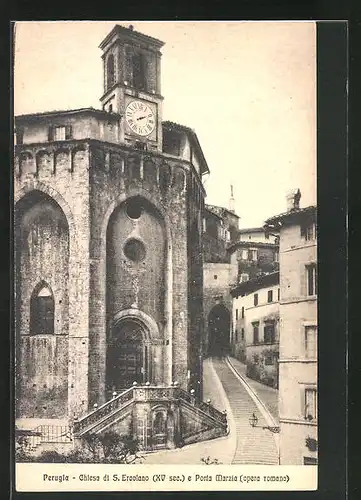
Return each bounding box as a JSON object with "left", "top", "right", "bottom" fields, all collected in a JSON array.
[
  {"left": 231, "top": 272, "right": 280, "bottom": 388},
  {"left": 229, "top": 237, "right": 279, "bottom": 284},
  {"left": 239, "top": 227, "right": 278, "bottom": 244},
  {"left": 14, "top": 24, "right": 228, "bottom": 453},
  {"left": 264, "top": 190, "right": 318, "bottom": 465},
  {"left": 202, "top": 203, "right": 239, "bottom": 356}
]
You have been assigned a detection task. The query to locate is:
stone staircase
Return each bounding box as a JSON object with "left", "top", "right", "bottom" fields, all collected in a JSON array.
[
  {"left": 73, "top": 384, "right": 228, "bottom": 450},
  {"left": 211, "top": 357, "right": 279, "bottom": 465}
]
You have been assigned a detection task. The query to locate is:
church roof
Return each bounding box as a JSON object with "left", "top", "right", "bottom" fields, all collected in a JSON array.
[
  {"left": 99, "top": 24, "right": 165, "bottom": 51},
  {"left": 15, "top": 107, "right": 122, "bottom": 123}
]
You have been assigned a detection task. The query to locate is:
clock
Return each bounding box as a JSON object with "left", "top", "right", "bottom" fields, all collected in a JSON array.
[{"left": 125, "top": 100, "right": 156, "bottom": 137}]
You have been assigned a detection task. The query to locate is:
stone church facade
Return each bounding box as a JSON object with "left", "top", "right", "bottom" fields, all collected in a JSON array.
[{"left": 14, "top": 25, "right": 227, "bottom": 452}]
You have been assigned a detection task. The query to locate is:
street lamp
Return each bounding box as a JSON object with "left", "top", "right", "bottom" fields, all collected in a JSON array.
[{"left": 248, "top": 412, "right": 280, "bottom": 434}]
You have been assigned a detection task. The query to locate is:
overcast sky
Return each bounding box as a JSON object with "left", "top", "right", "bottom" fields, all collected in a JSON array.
[{"left": 14, "top": 21, "right": 316, "bottom": 228}]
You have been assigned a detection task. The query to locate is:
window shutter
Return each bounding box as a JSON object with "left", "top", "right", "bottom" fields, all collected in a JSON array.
[
  {"left": 300, "top": 224, "right": 306, "bottom": 238},
  {"left": 48, "top": 126, "right": 54, "bottom": 141},
  {"left": 65, "top": 125, "right": 72, "bottom": 140}
]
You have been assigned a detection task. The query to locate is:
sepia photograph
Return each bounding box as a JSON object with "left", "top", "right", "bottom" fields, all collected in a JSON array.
[{"left": 13, "top": 20, "right": 319, "bottom": 491}]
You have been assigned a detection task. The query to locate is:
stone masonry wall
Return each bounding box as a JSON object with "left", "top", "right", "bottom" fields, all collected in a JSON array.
[{"left": 14, "top": 141, "right": 91, "bottom": 420}]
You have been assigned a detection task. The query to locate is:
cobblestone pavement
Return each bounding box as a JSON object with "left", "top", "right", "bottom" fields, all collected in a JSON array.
[
  {"left": 226, "top": 356, "right": 279, "bottom": 423},
  {"left": 143, "top": 357, "right": 279, "bottom": 465}
]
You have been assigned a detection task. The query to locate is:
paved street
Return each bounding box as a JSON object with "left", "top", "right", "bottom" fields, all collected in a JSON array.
[
  {"left": 227, "top": 356, "right": 279, "bottom": 423},
  {"left": 144, "top": 356, "right": 279, "bottom": 465}
]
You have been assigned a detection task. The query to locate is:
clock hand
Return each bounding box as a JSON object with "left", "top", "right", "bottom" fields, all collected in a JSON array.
[{"left": 136, "top": 115, "right": 147, "bottom": 121}]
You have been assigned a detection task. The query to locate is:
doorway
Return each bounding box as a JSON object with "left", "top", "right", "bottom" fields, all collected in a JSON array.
[{"left": 108, "top": 319, "right": 148, "bottom": 391}]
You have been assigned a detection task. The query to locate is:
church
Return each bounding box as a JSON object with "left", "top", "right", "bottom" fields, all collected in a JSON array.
[{"left": 14, "top": 24, "right": 227, "bottom": 452}]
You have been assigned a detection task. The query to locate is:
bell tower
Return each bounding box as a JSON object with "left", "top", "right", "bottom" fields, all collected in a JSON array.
[{"left": 99, "top": 24, "right": 164, "bottom": 152}]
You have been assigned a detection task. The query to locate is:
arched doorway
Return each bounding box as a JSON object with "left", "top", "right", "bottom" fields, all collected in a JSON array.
[
  {"left": 208, "top": 304, "right": 231, "bottom": 357},
  {"left": 107, "top": 319, "right": 149, "bottom": 392}
]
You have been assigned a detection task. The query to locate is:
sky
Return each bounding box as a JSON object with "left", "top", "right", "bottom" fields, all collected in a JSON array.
[{"left": 13, "top": 21, "right": 316, "bottom": 228}]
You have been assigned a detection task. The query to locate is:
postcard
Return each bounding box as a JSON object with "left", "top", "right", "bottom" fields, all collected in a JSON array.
[{"left": 13, "top": 20, "right": 320, "bottom": 492}]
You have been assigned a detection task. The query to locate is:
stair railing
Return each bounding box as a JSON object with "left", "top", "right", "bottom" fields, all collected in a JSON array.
[{"left": 74, "top": 387, "right": 134, "bottom": 435}]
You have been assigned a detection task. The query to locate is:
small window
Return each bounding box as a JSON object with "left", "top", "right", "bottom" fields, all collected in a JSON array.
[
  {"left": 304, "top": 388, "right": 317, "bottom": 421},
  {"left": 241, "top": 249, "right": 248, "bottom": 260},
  {"left": 254, "top": 293, "right": 258, "bottom": 306},
  {"left": 301, "top": 222, "right": 315, "bottom": 241},
  {"left": 109, "top": 103, "right": 113, "bottom": 113},
  {"left": 214, "top": 275, "right": 218, "bottom": 280},
  {"left": 248, "top": 249, "right": 257, "bottom": 261},
  {"left": 264, "top": 321, "right": 275, "bottom": 344},
  {"left": 203, "top": 218, "right": 207, "bottom": 232},
  {"left": 265, "top": 353, "right": 274, "bottom": 365},
  {"left": 306, "top": 264, "right": 317, "bottom": 296},
  {"left": 124, "top": 238, "right": 146, "bottom": 262},
  {"left": 226, "top": 230, "right": 231, "bottom": 242},
  {"left": 305, "top": 326, "right": 317, "bottom": 358},
  {"left": 252, "top": 322, "right": 259, "bottom": 344},
  {"left": 54, "top": 126, "right": 66, "bottom": 141},
  {"left": 274, "top": 251, "right": 279, "bottom": 263},
  {"left": 241, "top": 328, "right": 245, "bottom": 340},
  {"left": 50, "top": 125, "right": 72, "bottom": 142},
  {"left": 30, "top": 284, "right": 55, "bottom": 335},
  {"left": 306, "top": 225, "right": 314, "bottom": 241},
  {"left": 278, "top": 288, "right": 280, "bottom": 301},
  {"left": 241, "top": 306, "right": 244, "bottom": 319},
  {"left": 267, "top": 290, "right": 273, "bottom": 303},
  {"left": 235, "top": 309, "right": 238, "bottom": 321},
  {"left": 239, "top": 273, "right": 249, "bottom": 283}
]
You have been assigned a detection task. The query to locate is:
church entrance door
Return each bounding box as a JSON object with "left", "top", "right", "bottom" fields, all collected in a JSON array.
[{"left": 108, "top": 319, "right": 147, "bottom": 392}]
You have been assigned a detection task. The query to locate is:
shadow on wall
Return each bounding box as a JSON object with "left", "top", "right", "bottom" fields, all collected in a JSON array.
[{"left": 207, "top": 304, "right": 231, "bottom": 357}]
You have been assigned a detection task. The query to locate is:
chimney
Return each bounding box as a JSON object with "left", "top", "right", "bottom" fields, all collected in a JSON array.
[{"left": 286, "top": 188, "right": 301, "bottom": 212}]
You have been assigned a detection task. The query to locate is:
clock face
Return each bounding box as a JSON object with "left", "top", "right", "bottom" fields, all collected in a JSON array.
[{"left": 125, "top": 100, "right": 156, "bottom": 137}]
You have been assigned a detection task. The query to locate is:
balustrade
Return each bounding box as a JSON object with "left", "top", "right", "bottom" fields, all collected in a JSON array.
[
  {"left": 74, "top": 383, "right": 227, "bottom": 436},
  {"left": 74, "top": 387, "right": 134, "bottom": 434}
]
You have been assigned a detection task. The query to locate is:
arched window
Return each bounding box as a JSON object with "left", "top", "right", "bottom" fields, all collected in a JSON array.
[
  {"left": 107, "top": 54, "right": 115, "bottom": 90},
  {"left": 30, "top": 284, "right": 54, "bottom": 334}
]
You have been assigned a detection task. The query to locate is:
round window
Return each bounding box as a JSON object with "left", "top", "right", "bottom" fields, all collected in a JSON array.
[
  {"left": 125, "top": 198, "right": 143, "bottom": 219},
  {"left": 124, "top": 238, "right": 146, "bottom": 262}
]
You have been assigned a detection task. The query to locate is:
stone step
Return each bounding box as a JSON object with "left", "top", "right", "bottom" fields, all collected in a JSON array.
[{"left": 211, "top": 357, "right": 279, "bottom": 466}]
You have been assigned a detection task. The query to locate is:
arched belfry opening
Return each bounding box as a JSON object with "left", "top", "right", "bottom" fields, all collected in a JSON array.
[
  {"left": 207, "top": 304, "right": 231, "bottom": 357},
  {"left": 106, "top": 53, "right": 115, "bottom": 90}
]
